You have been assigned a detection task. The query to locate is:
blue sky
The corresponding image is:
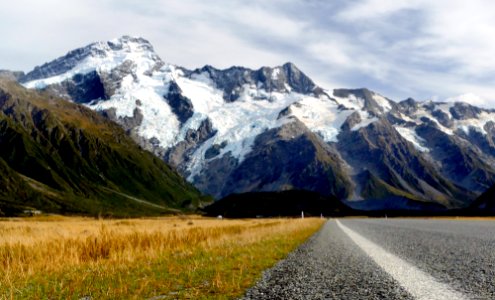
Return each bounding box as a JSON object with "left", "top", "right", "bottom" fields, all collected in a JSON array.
[{"left": 1, "top": 0, "right": 495, "bottom": 106}]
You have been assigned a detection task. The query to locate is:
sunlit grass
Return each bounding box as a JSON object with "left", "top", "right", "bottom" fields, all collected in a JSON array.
[{"left": 0, "top": 215, "right": 324, "bottom": 299}]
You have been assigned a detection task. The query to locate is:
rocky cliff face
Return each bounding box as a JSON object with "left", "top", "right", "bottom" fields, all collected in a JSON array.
[{"left": 19, "top": 36, "right": 495, "bottom": 209}]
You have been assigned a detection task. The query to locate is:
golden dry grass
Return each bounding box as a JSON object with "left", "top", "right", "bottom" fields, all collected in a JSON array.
[{"left": 0, "top": 215, "right": 324, "bottom": 299}]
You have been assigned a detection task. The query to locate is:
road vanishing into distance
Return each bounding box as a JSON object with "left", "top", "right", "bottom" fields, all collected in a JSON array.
[{"left": 242, "top": 219, "right": 495, "bottom": 300}]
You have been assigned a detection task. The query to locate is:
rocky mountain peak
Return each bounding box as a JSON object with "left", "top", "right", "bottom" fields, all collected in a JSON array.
[
  {"left": 20, "top": 35, "right": 161, "bottom": 84},
  {"left": 400, "top": 97, "right": 417, "bottom": 106},
  {"left": 107, "top": 35, "right": 155, "bottom": 52},
  {"left": 449, "top": 102, "right": 483, "bottom": 120},
  {"left": 397, "top": 98, "right": 419, "bottom": 114},
  {"left": 333, "top": 88, "right": 395, "bottom": 116},
  {"left": 281, "top": 62, "right": 322, "bottom": 95},
  {"left": 0, "top": 70, "right": 25, "bottom": 81},
  {"left": 188, "top": 62, "right": 322, "bottom": 102}
]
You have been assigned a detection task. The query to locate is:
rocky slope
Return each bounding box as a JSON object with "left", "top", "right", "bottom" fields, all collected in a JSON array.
[
  {"left": 0, "top": 79, "right": 203, "bottom": 216},
  {"left": 18, "top": 36, "right": 495, "bottom": 209}
]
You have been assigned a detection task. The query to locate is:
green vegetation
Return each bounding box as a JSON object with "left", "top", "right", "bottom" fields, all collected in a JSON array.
[
  {"left": 360, "top": 170, "right": 424, "bottom": 202},
  {"left": 0, "top": 80, "right": 204, "bottom": 216}
]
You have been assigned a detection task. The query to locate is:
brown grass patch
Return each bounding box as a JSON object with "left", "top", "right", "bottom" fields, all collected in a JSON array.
[{"left": 0, "top": 216, "right": 324, "bottom": 299}]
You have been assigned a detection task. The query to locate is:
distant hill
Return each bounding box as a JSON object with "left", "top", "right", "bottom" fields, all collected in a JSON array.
[
  {"left": 202, "top": 190, "right": 352, "bottom": 218},
  {"left": 0, "top": 79, "right": 204, "bottom": 217},
  {"left": 470, "top": 184, "right": 495, "bottom": 212}
]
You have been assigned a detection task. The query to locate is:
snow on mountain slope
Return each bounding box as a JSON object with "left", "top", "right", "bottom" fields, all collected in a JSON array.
[
  {"left": 332, "top": 88, "right": 395, "bottom": 115},
  {"left": 284, "top": 96, "right": 353, "bottom": 142},
  {"left": 395, "top": 127, "right": 429, "bottom": 152},
  {"left": 397, "top": 100, "right": 495, "bottom": 138},
  {"left": 90, "top": 66, "right": 181, "bottom": 147},
  {"left": 332, "top": 91, "right": 365, "bottom": 111},
  {"left": 174, "top": 74, "right": 304, "bottom": 179}
]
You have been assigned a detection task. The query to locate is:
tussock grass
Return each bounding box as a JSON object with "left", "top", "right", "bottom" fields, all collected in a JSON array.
[{"left": 0, "top": 216, "right": 324, "bottom": 299}]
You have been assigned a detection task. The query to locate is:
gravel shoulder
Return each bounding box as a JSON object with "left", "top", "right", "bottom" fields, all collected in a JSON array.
[{"left": 241, "top": 220, "right": 412, "bottom": 299}]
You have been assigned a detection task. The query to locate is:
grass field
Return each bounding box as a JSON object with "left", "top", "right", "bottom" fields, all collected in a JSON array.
[{"left": 0, "top": 215, "right": 324, "bottom": 299}]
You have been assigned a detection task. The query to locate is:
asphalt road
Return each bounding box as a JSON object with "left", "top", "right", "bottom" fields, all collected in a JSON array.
[{"left": 242, "top": 218, "right": 495, "bottom": 299}]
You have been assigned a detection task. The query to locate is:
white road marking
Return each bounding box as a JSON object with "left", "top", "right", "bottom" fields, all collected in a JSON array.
[{"left": 336, "top": 220, "right": 467, "bottom": 300}]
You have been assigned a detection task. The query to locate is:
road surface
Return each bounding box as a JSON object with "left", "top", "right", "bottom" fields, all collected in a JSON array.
[{"left": 242, "top": 218, "right": 495, "bottom": 299}]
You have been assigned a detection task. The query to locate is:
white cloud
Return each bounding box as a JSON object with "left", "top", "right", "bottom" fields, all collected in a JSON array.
[
  {"left": 317, "top": 0, "right": 495, "bottom": 104},
  {"left": 445, "top": 93, "right": 488, "bottom": 107},
  {"left": 231, "top": 7, "right": 307, "bottom": 40},
  {"left": 336, "top": 0, "right": 419, "bottom": 21}
]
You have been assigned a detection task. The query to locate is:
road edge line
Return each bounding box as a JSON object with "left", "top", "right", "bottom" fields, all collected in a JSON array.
[{"left": 336, "top": 219, "right": 467, "bottom": 300}]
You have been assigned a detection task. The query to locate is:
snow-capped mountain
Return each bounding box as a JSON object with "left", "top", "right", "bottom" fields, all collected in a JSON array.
[{"left": 19, "top": 36, "right": 495, "bottom": 209}]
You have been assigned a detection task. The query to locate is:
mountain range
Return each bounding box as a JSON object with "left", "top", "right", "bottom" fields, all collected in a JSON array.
[{"left": 5, "top": 35, "right": 495, "bottom": 212}]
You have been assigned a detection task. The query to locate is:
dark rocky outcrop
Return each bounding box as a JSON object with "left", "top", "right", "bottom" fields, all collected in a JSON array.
[
  {"left": 204, "top": 141, "right": 227, "bottom": 159},
  {"left": 165, "top": 81, "right": 194, "bottom": 124},
  {"left": 165, "top": 118, "right": 217, "bottom": 172},
  {"left": 42, "top": 71, "right": 107, "bottom": 103},
  {"left": 397, "top": 97, "right": 419, "bottom": 114},
  {"left": 450, "top": 102, "right": 482, "bottom": 120},
  {"left": 340, "top": 111, "right": 362, "bottom": 131},
  {"left": 431, "top": 109, "right": 453, "bottom": 127}
]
